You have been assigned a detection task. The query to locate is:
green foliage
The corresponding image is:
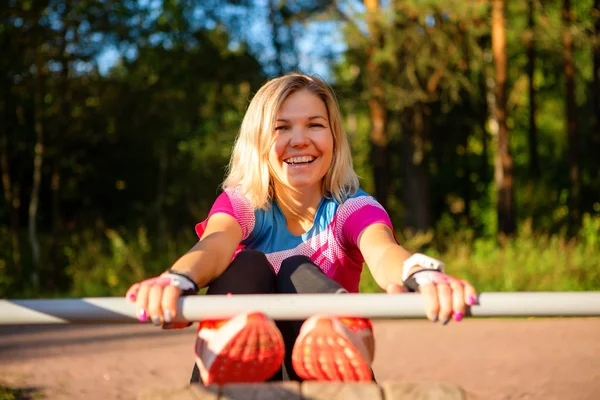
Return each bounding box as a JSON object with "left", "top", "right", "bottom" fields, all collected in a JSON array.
[
  {"left": 34, "top": 213, "right": 599, "bottom": 298},
  {"left": 360, "top": 214, "right": 600, "bottom": 293},
  {"left": 0, "top": 385, "right": 20, "bottom": 400},
  {"left": 62, "top": 227, "right": 193, "bottom": 297},
  {"left": 377, "top": 0, "right": 489, "bottom": 112},
  {"left": 0, "top": 383, "right": 42, "bottom": 400},
  {"left": 1, "top": 0, "right": 599, "bottom": 299}
]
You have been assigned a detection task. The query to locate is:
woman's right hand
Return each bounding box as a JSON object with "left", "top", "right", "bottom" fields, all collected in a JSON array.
[
  {"left": 125, "top": 271, "right": 198, "bottom": 327},
  {"left": 126, "top": 213, "right": 242, "bottom": 327}
]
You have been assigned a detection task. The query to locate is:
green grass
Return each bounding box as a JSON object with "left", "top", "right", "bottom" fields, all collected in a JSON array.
[
  {"left": 2, "top": 214, "right": 599, "bottom": 298},
  {"left": 0, "top": 384, "right": 43, "bottom": 400},
  {"left": 359, "top": 216, "right": 600, "bottom": 293}
]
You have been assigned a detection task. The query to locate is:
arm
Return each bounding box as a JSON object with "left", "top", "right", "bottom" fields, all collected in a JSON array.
[
  {"left": 126, "top": 212, "right": 242, "bottom": 325},
  {"left": 169, "top": 212, "right": 242, "bottom": 287},
  {"left": 357, "top": 223, "right": 411, "bottom": 291},
  {"left": 357, "top": 223, "right": 477, "bottom": 324}
]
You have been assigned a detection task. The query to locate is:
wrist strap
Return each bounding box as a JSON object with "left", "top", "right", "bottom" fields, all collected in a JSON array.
[
  {"left": 159, "top": 270, "right": 198, "bottom": 330},
  {"left": 403, "top": 269, "right": 423, "bottom": 292},
  {"left": 165, "top": 269, "right": 199, "bottom": 295},
  {"left": 402, "top": 253, "right": 445, "bottom": 281},
  {"left": 403, "top": 269, "right": 447, "bottom": 292}
]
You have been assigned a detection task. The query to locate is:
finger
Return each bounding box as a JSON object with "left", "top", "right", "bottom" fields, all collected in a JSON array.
[
  {"left": 161, "top": 285, "right": 182, "bottom": 323},
  {"left": 419, "top": 283, "right": 439, "bottom": 322},
  {"left": 450, "top": 279, "right": 466, "bottom": 322},
  {"left": 386, "top": 283, "right": 409, "bottom": 294},
  {"left": 135, "top": 283, "right": 151, "bottom": 322},
  {"left": 125, "top": 283, "right": 140, "bottom": 302},
  {"left": 147, "top": 284, "right": 165, "bottom": 326},
  {"left": 436, "top": 282, "right": 453, "bottom": 324},
  {"left": 462, "top": 280, "right": 478, "bottom": 306}
]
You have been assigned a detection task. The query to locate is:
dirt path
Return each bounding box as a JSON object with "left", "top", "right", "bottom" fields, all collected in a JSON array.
[{"left": 1, "top": 318, "right": 599, "bottom": 400}]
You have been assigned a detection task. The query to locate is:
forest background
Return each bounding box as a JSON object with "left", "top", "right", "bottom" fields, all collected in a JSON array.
[{"left": 1, "top": 0, "right": 599, "bottom": 299}]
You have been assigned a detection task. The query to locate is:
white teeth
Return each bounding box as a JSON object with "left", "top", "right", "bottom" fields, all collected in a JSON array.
[{"left": 284, "top": 156, "right": 316, "bottom": 164}]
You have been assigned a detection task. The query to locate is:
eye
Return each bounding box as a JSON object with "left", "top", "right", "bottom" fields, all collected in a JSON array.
[
  {"left": 275, "top": 125, "right": 290, "bottom": 132},
  {"left": 308, "top": 123, "right": 325, "bottom": 129}
]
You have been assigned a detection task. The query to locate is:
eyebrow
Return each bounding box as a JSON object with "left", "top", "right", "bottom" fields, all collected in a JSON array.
[{"left": 276, "top": 116, "right": 328, "bottom": 122}]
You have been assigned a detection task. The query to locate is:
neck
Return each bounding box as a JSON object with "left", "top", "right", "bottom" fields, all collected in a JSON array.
[{"left": 273, "top": 183, "right": 323, "bottom": 224}]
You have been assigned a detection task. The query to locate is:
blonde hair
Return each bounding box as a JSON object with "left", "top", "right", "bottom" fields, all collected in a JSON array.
[{"left": 223, "top": 72, "right": 359, "bottom": 209}]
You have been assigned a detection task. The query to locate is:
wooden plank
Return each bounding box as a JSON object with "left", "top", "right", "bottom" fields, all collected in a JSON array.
[
  {"left": 381, "top": 382, "right": 466, "bottom": 400},
  {"left": 301, "top": 382, "right": 383, "bottom": 400},
  {"left": 139, "top": 381, "right": 469, "bottom": 400},
  {"left": 219, "top": 382, "right": 301, "bottom": 400},
  {"left": 137, "top": 384, "right": 219, "bottom": 400},
  {"left": 190, "top": 385, "right": 221, "bottom": 400}
]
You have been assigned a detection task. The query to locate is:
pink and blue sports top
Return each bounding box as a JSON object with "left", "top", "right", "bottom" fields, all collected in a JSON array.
[{"left": 195, "top": 187, "right": 394, "bottom": 293}]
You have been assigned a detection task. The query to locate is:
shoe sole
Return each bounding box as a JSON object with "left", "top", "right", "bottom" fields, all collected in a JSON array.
[
  {"left": 291, "top": 317, "right": 372, "bottom": 382},
  {"left": 196, "top": 312, "right": 284, "bottom": 385}
]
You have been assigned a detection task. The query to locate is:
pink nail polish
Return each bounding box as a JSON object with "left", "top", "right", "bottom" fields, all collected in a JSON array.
[
  {"left": 453, "top": 311, "right": 463, "bottom": 322},
  {"left": 468, "top": 295, "right": 476, "bottom": 305},
  {"left": 138, "top": 309, "right": 148, "bottom": 322},
  {"left": 128, "top": 293, "right": 136, "bottom": 300}
]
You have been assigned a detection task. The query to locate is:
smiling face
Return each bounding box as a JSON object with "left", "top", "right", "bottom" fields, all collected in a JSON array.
[{"left": 268, "top": 89, "right": 334, "bottom": 197}]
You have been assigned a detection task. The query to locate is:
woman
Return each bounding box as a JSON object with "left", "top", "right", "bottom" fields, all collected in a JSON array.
[{"left": 126, "top": 73, "right": 477, "bottom": 385}]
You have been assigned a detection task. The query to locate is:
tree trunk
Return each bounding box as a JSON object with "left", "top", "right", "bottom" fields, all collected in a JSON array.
[
  {"left": 48, "top": 160, "right": 61, "bottom": 290},
  {"left": 364, "top": 0, "right": 390, "bottom": 210},
  {"left": 480, "top": 58, "right": 493, "bottom": 185},
  {"left": 592, "top": 0, "right": 600, "bottom": 160},
  {"left": 157, "top": 146, "right": 168, "bottom": 255},
  {"left": 268, "top": 0, "right": 285, "bottom": 75},
  {"left": 462, "top": 123, "right": 473, "bottom": 223},
  {"left": 48, "top": 1, "right": 70, "bottom": 290},
  {"left": 526, "top": 0, "right": 540, "bottom": 177},
  {"left": 562, "top": 0, "right": 580, "bottom": 229},
  {"left": 29, "top": 52, "right": 45, "bottom": 288},
  {"left": 401, "top": 109, "right": 431, "bottom": 234},
  {"left": 492, "top": 0, "right": 516, "bottom": 235},
  {"left": 0, "top": 102, "right": 22, "bottom": 272}
]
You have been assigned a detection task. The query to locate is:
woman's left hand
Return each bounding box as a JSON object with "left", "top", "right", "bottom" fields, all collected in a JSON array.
[{"left": 386, "top": 272, "right": 477, "bottom": 324}]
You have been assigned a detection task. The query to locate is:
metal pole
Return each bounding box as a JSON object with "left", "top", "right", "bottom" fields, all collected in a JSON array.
[{"left": 0, "top": 292, "right": 599, "bottom": 325}]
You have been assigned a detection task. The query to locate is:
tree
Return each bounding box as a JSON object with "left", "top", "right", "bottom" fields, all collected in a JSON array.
[
  {"left": 526, "top": 0, "right": 540, "bottom": 177},
  {"left": 0, "top": 6, "right": 23, "bottom": 274},
  {"left": 29, "top": 49, "right": 45, "bottom": 288},
  {"left": 562, "top": 0, "right": 580, "bottom": 229},
  {"left": 364, "top": 0, "right": 391, "bottom": 210},
  {"left": 492, "top": 0, "right": 516, "bottom": 235},
  {"left": 592, "top": 0, "right": 600, "bottom": 166},
  {"left": 385, "top": 1, "right": 487, "bottom": 233}
]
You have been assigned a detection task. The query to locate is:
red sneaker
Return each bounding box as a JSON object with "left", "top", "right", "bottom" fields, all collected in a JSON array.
[
  {"left": 291, "top": 316, "right": 375, "bottom": 382},
  {"left": 194, "top": 311, "right": 284, "bottom": 385}
]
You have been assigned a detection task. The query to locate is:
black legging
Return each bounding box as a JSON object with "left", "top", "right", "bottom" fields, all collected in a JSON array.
[{"left": 190, "top": 250, "right": 345, "bottom": 383}]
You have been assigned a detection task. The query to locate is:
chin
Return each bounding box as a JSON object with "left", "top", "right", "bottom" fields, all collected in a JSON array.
[
  {"left": 284, "top": 178, "right": 324, "bottom": 191},
  {"left": 284, "top": 181, "right": 314, "bottom": 190}
]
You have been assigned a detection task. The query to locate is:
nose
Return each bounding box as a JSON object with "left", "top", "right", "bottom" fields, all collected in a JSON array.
[{"left": 289, "top": 126, "right": 310, "bottom": 147}]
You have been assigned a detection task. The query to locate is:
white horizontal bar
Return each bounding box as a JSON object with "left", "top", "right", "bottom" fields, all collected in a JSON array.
[{"left": 0, "top": 292, "right": 599, "bottom": 325}]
